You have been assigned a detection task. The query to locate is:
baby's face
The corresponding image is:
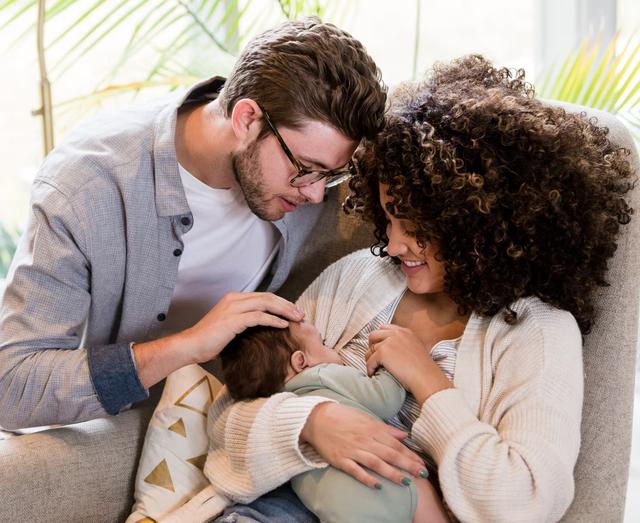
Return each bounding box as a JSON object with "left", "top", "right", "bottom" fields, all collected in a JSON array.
[{"left": 289, "top": 321, "right": 342, "bottom": 367}]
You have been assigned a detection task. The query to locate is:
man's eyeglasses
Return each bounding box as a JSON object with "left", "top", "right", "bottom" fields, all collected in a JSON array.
[{"left": 260, "top": 107, "right": 355, "bottom": 188}]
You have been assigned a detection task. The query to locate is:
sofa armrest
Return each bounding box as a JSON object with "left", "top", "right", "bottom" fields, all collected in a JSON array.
[{"left": 0, "top": 395, "right": 157, "bottom": 522}]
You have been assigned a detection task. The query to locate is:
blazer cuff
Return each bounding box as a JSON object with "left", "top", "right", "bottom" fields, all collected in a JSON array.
[{"left": 87, "top": 341, "right": 149, "bottom": 415}]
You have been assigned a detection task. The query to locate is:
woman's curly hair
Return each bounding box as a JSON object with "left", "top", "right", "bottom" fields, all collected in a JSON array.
[{"left": 346, "top": 54, "right": 635, "bottom": 334}]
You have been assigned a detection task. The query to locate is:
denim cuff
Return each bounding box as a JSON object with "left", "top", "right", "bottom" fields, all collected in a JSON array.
[{"left": 87, "top": 341, "right": 149, "bottom": 415}]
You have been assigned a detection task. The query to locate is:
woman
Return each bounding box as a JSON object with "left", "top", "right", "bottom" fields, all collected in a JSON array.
[{"left": 207, "top": 55, "right": 634, "bottom": 522}]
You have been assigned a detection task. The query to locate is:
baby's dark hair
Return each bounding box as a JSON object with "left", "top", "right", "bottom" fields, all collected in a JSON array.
[{"left": 221, "top": 326, "right": 299, "bottom": 401}]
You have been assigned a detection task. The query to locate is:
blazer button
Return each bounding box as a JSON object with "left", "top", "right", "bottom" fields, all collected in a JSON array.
[
  {"left": 157, "top": 313, "right": 166, "bottom": 321},
  {"left": 181, "top": 217, "right": 191, "bottom": 226},
  {"left": 173, "top": 248, "right": 182, "bottom": 256}
]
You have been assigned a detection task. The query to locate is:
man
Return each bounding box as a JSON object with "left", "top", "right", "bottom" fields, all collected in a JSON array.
[{"left": 0, "top": 18, "right": 386, "bottom": 429}]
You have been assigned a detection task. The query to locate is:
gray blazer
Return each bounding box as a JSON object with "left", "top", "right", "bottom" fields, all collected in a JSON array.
[{"left": 0, "top": 77, "right": 324, "bottom": 429}]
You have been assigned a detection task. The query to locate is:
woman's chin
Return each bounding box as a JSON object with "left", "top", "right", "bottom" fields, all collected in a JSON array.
[{"left": 406, "top": 278, "right": 442, "bottom": 296}]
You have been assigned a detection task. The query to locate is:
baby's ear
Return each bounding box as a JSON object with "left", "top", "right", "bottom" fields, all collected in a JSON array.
[{"left": 290, "top": 350, "right": 307, "bottom": 373}]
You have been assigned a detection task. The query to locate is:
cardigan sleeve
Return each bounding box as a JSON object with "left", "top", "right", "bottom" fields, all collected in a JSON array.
[
  {"left": 411, "top": 304, "right": 583, "bottom": 523},
  {"left": 203, "top": 387, "right": 333, "bottom": 504}
]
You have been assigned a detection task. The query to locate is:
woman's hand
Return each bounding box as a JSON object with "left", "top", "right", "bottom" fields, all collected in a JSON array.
[
  {"left": 300, "top": 402, "right": 428, "bottom": 489},
  {"left": 366, "top": 324, "right": 452, "bottom": 405}
]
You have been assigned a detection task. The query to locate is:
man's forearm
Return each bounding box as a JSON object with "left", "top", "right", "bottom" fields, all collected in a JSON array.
[{"left": 133, "top": 330, "right": 197, "bottom": 389}]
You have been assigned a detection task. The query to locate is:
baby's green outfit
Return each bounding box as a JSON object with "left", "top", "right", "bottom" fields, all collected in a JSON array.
[{"left": 284, "top": 363, "right": 418, "bottom": 523}]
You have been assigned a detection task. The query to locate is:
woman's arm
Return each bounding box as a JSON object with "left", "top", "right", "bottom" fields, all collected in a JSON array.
[
  {"left": 204, "top": 387, "right": 333, "bottom": 502},
  {"left": 205, "top": 385, "right": 427, "bottom": 495},
  {"left": 368, "top": 307, "right": 583, "bottom": 522}
]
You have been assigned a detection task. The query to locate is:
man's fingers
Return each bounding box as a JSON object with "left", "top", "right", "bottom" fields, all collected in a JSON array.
[
  {"left": 242, "top": 311, "right": 290, "bottom": 330},
  {"left": 235, "top": 292, "right": 304, "bottom": 321}
]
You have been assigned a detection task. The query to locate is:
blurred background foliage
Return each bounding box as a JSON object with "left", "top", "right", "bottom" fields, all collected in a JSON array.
[
  {"left": 1, "top": 0, "right": 349, "bottom": 116},
  {"left": 537, "top": 32, "right": 640, "bottom": 143},
  {"left": 0, "top": 1, "right": 638, "bottom": 280}
]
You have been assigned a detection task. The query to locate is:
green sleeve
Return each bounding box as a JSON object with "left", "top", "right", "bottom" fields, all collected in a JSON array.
[{"left": 316, "top": 365, "right": 406, "bottom": 420}]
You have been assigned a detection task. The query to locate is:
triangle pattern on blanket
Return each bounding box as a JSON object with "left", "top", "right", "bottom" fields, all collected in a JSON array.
[
  {"left": 187, "top": 454, "right": 207, "bottom": 471},
  {"left": 167, "top": 418, "right": 187, "bottom": 437},
  {"left": 174, "top": 376, "right": 214, "bottom": 416},
  {"left": 144, "top": 459, "right": 175, "bottom": 492}
]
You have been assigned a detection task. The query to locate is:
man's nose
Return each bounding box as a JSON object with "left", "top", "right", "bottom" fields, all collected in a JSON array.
[{"left": 298, "top": 178, "right": 327, "bottom": 204}]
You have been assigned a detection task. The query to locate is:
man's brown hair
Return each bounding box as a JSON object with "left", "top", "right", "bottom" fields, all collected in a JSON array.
[
  {"left": 221, "top": 326, "right": 299, "bottom": 401},
  {"left": 218, "top": 17, "right": 386, "bottom": 141}
]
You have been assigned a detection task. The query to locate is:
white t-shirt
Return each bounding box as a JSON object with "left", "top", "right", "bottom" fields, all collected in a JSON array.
[{"left": 160, "top": 164, "right": 281, "bottom": 335}]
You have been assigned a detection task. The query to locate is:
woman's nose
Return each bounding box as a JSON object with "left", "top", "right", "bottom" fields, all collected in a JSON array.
[{"left": 386, "top": 226, "right": 408, "bottom": 257}]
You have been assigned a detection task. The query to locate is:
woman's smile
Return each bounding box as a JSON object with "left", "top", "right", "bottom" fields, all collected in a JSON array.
[{"left": 400, "top": 259, "right": 427, "bottom": 275}]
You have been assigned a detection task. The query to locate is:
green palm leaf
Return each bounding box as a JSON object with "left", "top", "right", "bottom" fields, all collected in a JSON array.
[
  {"left": 1, "top": 0, "right": 330, "bottom": 76},
  {"left": 1, "top": 0, "right": 351, "bottom": 141},
  {"left": 538, "top": 32, "right": 640, "bottom": 144}
]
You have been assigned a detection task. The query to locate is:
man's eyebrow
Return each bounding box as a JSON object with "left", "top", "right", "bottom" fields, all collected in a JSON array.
[{"left": 299, "top": 155, "right": 330, "bottom": 170}]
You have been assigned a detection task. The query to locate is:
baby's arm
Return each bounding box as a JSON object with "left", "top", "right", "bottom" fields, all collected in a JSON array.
[{"left": 314, "top": 364, "right": 406, "bottom": 420}]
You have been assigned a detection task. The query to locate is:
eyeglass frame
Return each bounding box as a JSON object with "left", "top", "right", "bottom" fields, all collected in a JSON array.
[{"left": 259, "top": 106, "right": 356, "bottom": 188}]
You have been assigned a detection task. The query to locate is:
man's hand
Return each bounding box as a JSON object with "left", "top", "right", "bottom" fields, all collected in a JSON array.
[
  {"left": 133, "top": 292, "right": 303, "bottom": 389},
  {"left": 300, "top": 402, "right": 428, "bottom": 489},
  {"left": 184, "top": 291, "right": 304, "bottom": 364}
]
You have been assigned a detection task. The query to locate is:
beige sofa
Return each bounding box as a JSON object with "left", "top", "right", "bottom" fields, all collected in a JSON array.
[{"left": 1, "top": 102, "right": 638, "bottom": 522}]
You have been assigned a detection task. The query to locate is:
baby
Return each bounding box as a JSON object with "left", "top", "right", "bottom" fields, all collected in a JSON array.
[
  {"left": 161, "top": 321, "right": 445, "bottom": 522},
  {"left": 218, "top": 321, "right": 445, "bottom": 523}
]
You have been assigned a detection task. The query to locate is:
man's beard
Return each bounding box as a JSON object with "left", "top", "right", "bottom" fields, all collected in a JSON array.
[{"left": 231, "top": 140, "right": 279, "bottom": 221}]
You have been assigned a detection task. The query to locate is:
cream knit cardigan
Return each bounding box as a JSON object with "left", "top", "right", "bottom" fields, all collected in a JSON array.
[{"left": 168, "top": 249, "right": 584, "bottom": 523}]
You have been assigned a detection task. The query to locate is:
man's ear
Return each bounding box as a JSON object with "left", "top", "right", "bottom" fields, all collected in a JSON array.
[
  {"left": 230, "top": 99, "right": 263, "bottom": 145},
  {"left": 290, "top": 350, "right": 307, "bottom": 373}
]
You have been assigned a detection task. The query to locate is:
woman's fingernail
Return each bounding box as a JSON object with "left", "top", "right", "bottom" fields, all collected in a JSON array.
[
  {"left": 419, "top": 470, "right": 429, "bottom": 478},
  {"left": 401, "top": 477, "right": 412, "bottom": 486},
  {"left": 374, "top": 483, "right": 383, "bottom": 490}
]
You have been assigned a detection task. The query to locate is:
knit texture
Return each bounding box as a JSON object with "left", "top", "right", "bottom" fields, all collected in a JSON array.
[{"left": 205, "top": 249, "right": 584, "bottom": 522}]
